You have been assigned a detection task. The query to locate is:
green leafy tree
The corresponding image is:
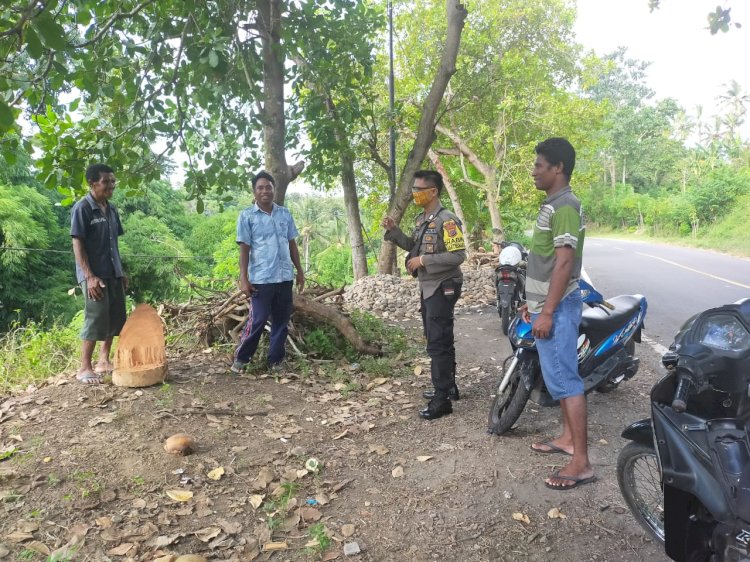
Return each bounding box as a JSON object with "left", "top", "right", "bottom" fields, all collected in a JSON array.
[
  {"left": 0, "top": 182, "right": 78, "bottom": 328},
  {"left": 119, "top": 211, "right": 191, "bottom": 302},
  {"left": 0, "top": 0, "right": 383, "bottom": 208}
]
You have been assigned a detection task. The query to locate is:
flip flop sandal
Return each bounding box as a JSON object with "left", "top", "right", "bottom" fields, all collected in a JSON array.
[
  {"left": 76, "top": 371, "right": 103, "bottom": 385},
  {"left": 530, "top": 441, "right": 572, "bottom": 456},
  {"left": 544, "top": 469, "right": 597, "bottom": 490},
  {"left": 94, "top": 363, "right": 114, "bottom": 374}
]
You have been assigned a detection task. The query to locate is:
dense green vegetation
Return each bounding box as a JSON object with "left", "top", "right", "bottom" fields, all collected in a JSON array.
[{"left": 1, "top": 0, "right": 748, "bottom": 390}]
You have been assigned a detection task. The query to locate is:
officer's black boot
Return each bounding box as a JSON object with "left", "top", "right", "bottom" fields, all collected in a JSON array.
[
  {"left": 419, "top": 397, "right": 453, "bottom": 420},
  {"left": 422, "top": 385, "right": 460, "bottom": 401}
]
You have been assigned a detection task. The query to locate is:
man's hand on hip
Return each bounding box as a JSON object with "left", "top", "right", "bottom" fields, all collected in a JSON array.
[
  {"left": 86, "top": 276, "right": 105, "bottom": 301},
  {"left": 532, "top": 311, "right": 553, "bottom": 339},
  {"left": 240, "top": 279, "right": 255, "bottom": 298},
  {"left": 406, "top": 256, "right": 423, "bottom": 275}
]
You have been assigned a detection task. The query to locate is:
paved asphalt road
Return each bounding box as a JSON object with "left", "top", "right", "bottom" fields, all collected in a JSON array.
[{"left": 583, "top": 237, "right": 750, "bottom": 369}]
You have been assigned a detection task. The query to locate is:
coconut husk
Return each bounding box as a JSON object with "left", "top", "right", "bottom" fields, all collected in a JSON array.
[{"left": 113, "top": 304, "right": 168, "bottom": 387}]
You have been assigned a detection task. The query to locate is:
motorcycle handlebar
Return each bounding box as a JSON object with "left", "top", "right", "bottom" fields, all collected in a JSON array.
[{"left": 671, "top": 374, "right": 691, "bottom": 413}]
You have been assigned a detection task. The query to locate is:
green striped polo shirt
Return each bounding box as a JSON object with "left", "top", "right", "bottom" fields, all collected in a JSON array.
[{"left": 525, "top": 187, "right": 585, "bottom": 313}]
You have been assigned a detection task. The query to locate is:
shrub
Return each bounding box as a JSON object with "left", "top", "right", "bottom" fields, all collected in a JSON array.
[{"left": 0, "top": 313, "right": 83, "bottom": 392}]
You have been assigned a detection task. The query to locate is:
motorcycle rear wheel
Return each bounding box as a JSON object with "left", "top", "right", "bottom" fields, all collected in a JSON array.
[
  {"left": 617, "top": 441, "right": 665, "bottom": 544},
  {"left": 487, "top": 357, "right": 534, "bottom": 435}
]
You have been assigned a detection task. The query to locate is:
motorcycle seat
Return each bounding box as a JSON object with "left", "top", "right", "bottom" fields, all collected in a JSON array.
[{"left": 581, "top": 295, "right": 643, "bottom": 333}]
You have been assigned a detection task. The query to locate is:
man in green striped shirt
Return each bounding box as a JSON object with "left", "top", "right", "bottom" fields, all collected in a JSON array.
[{"left": 520, "top": 138, "right": 595, "bottom": 491}]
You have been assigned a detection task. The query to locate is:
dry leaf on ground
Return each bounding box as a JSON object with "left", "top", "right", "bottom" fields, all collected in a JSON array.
[
  {"left": 207, "top": 466, "right": 225, "bottom": 480},
  {"left": 166, "top": 489, "right": 194, "bottom": 502},
  {"left": 368, "top": 444, "right": 389, "bottom": 456},
  {"left": 249, "top": 494, "right": 264, "bottom": 509},
  {"left": 194, "top": 526, "right": 222, "bottom": 542},
  {"left": 107, "top": 543, "right": 134, "bottom": 556},
  {"left": 548, "top": 507, "right": 567, "bottom": 519},
  {"left": 512, "top": 512, "right": 531, "bottom": 524},
  {"left": 262, "top": 541, "right": 289, "bottom": 552}
]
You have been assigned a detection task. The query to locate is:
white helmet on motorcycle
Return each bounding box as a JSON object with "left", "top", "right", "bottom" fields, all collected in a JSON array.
[{"left": 499, "top": 245, "right": 523, "bottom": 266}]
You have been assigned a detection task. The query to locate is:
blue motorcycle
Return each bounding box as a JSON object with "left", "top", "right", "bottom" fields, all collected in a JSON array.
[{"left": 487, "top": 280, "right": 648, "bottom": 435}]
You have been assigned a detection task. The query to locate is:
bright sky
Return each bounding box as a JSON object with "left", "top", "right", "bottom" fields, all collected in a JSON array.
[{"left": 574, "top": 0, "right": 750, "bottom": 121}]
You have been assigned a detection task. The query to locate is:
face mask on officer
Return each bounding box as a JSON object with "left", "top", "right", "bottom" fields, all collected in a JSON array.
[{"left": 412, "top": 186, "right": 436, "bottom": 207}]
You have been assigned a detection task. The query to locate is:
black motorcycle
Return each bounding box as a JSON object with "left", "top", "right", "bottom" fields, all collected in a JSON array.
[
  {"left": 617, "top": 298, "right": 750, "bottom": 562},
  {"left": 495, "top": 241, "right": 527, "bottom": 335}
]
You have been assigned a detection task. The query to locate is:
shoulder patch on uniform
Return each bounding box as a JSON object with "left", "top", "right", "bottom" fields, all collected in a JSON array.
[{"left": 443, "top": 219, "right": 465, "bottom": 252}]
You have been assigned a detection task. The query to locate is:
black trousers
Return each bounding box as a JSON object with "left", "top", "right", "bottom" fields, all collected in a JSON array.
[{"left": 420, "top": 280, "right": 462, "bottom": 399}]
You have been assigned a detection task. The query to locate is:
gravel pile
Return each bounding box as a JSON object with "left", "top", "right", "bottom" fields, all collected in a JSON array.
[{"left": 343, "top": 266, "right": 497, "bottom": 320}]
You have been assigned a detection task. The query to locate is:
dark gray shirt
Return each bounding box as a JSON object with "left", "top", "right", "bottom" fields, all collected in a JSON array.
[
  {"left": 384, "top": 207, "right": 466, "bottom": 298},
  {"left": 70, "top": 193, "right": 125, "bottom": 283}
]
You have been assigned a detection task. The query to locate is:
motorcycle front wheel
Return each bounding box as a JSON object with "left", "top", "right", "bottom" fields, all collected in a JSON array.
[
  {"left": 487, "top": 357, "right": 535, "bottom": 435},
  {"left": 616, "top": 441, "right": 665, "bottom": 544}
]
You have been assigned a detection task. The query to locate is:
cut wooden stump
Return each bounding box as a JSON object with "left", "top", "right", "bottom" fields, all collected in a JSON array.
[{"left": 113, "top": 304, "right": 168, "bottom": 387}]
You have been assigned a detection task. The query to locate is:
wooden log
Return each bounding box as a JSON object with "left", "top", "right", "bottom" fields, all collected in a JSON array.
[{"left": 312, "top": 286, "right": 345, "bottom": 302}]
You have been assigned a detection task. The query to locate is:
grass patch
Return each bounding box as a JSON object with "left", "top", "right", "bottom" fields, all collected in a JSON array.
[
  {"left": 307, "top": 522, "right": 332, "bottom": 553},
  {"left": 0, "top": 314, "right": 82, "bottom": 393},
  {"left": 262, "top": 482, "right": 300, "bottom": 530}
]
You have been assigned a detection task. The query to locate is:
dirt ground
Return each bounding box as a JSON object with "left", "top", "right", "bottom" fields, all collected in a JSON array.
[{"left": 0, "top": 305, "right": 667, "bottom": 562}]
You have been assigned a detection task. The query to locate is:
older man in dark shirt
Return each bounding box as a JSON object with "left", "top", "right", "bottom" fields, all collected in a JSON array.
[{"left": 70, "top": 164, "right": 127, "bottom": 384}]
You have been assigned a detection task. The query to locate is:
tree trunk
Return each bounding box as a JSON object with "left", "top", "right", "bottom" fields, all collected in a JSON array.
[
  {"left": 427, "top": 149, "right": 467, "bottom": 233},
  {"left": 485, "top": 174, "right": 503, "bottom": 237},
  {"left": 258, "top": 0, "right": 303, "bottom": 204},
  {"left": 376, "top": 0, "right": 468, "bottom": 274},
  {"left": 341, "top": 148, "right": 369, "bottom": 280},
  {"left": 434, "top": 124, "right": 505, "bottom": 237}
]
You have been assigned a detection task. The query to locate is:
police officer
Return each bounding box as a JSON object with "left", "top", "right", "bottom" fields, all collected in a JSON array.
[{"left": 381, "top": 170, "right": 466, "bottom": 420}]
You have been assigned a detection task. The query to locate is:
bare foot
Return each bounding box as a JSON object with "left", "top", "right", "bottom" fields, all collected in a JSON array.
[
  {"left": 545, "top": 463, "right": 596, "bottom": 490},
  {"left": 94, "top": 361, "right": 114, "bottom": 374}
]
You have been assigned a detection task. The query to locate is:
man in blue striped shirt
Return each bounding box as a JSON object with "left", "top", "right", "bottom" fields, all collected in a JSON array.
[{"left": 231, "top": 171, "right": 305, "bottom": 373}]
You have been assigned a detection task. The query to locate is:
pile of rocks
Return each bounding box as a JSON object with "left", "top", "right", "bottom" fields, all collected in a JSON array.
[{"left": 342, "top": 265, "right": 497, "bottom": 320}]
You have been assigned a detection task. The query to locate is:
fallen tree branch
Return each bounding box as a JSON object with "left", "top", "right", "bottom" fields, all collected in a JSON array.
[{"left": 294, "top": 294, "right": 382, "bottom": 356}]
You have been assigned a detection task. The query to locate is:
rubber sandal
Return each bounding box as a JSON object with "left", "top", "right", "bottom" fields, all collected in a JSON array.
[
  {"left": 76, "top": 370, "right": 103, "bottom": 385},
  {"left": 544, "top": 469, "right": 597, "bottom": 490},
  {"left": 530, "top": 441, "right": 572, "bottom": 456}
]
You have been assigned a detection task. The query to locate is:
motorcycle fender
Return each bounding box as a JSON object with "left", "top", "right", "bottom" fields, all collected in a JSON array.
[
  {"left": 620, "top": 418, "right": 652, "bottom": 447},
  {"left": 518, "top": 353, "right": 539, "bottom": 393},
  {"left": 633, "top": 326, "right": 642, "bottom": 344},
  {"left": 497, "top": 282, "right": 516, "bottom": 307},
  {"left": 654, "top": 407, "right": 731, "bottom": 522}
]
